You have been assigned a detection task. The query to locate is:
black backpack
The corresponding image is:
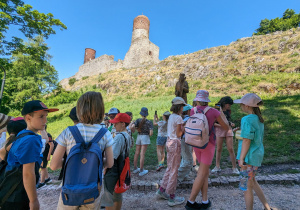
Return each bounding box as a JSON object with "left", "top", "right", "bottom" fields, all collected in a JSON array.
[{"left": 0, "top": 132, "right": 39, "bottom": 206}]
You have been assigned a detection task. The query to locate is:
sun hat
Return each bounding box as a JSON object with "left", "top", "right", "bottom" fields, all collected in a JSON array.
[
  {"left": 0, "top": 113, "right": 13, "bottom": 133},
  {"left": 183, "top": 104, "right": 193, "bottom": 112},
  {"left": 69, "top": 107, "right": 79, "bottom": 122},
  {"left": 109, "top": 113, "right": 131, "bottom": 124},
  {"left": 21, "top": 100, "right": 59, "bottom": 115},
  {"left": 7, "top": 117, "right": 27, "bottom": 135},
  {"left": 163, "top": 111, "right": 171, "bottom": 116},
  {"left": 233, "top": 93, "right": 262, "bottom": 107},
  {"left": 139, "top": 107, "right": 149, "bottom": 116},
  {"left": 172, "top": 97, "right": 187, "bottom": 105},
  {"left": 108, "top": 107, "right": 118, "bottom": 115},
  {"left": 193, "top": 90, "right": 211, "bottom": 102}
]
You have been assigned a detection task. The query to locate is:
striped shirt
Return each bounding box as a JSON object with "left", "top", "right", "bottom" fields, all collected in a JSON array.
[{"left": 56, "top": 123, "right": 114, "bottom": 155}]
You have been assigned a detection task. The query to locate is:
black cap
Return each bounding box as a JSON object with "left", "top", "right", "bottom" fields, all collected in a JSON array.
[
  {"left": 69, "top": 107, "right": 79, "bottom": 122},
  {"left": 7, "top": 118, "right": 27, "bottom": 135},
  {"left": 21, "top": 100, "right": 59, "bottom": 115}
]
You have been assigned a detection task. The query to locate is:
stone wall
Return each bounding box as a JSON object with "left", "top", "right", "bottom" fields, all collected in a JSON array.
[{"left": 74, "top": 54, "right": 122, "bottom": 79}]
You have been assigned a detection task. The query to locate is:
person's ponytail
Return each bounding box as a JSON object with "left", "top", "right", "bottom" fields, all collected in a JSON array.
[
  {"left": 138, "top": 117, "right": 146, "bottom": 133},
  {"left": 253, "top": 101, "right": 264, "bottom": 123}
]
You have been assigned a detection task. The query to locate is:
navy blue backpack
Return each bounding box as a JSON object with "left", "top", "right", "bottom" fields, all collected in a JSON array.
[{"left": 61, "top": 126, "right": 107, "bottom": 206}]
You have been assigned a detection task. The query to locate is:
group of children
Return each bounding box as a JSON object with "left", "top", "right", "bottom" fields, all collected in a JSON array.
[{"left": 0, "top": 89, "right": 273, "bottom": 210}]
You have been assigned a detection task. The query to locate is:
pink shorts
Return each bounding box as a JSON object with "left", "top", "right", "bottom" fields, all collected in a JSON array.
[
  {"left": 215, "top": 126, "right": 234, "bottom": 138},
  {"left": 193, "top": 142, "right": 215, "bottom": 165}
]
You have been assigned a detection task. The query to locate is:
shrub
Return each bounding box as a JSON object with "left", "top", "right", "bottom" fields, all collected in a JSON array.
[
  {"left": 82, "top": 76, "right": 89, "bottom": 80},
  {"left": 69, "top": 78, "right": 77, "bottom": 86}
]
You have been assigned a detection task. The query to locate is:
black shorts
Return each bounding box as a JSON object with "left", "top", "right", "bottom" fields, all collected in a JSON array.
[{"left": 41, "top": 144, "right": 50, "bottom": 169}]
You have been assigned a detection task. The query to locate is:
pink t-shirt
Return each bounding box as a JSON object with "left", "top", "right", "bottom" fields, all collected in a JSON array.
[{"left": 190, "top": 106, "right": 220, "bottom": 145}]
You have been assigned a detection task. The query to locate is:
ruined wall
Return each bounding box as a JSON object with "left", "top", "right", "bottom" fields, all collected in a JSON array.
[
  {"left": 75, "top": 55, "right": 122, "bottom": 79},
  {"left": 84, "top": 48, "right": 96, "bottom": 64}
]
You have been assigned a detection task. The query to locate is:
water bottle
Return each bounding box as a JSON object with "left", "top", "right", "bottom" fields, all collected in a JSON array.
[{"left": 239, "top": 170, "right": 248, "bottom": 191}]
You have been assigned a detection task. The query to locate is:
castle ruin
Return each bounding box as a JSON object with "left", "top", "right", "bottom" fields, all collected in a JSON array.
[{"left": 60, "top": 15, "right": 159, "bottom": 88}]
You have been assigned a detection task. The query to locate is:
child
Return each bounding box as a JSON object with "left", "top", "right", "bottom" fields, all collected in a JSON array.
[
  {"left": 185, "top": 90, "right": 229, "bottom": 210},
  {"left": 153, "top": 111, "right": 171, "bottom": 171},
  {"left": 50, "top": 91, "right": 114, "bottom": 209},
  {"left": 37, "top": 125, "right": 54, "bottom": 189},
  {"left": 156, "top": 97, "right": 186, "bottom": 207},
  {"left": 212, "top": 96, "right": 239, "bottom": 174},
  {"left": 1, "top": 101, "right": 58, "bottom": 210},
  {"left": 108, "top": 107, "right": 119, "bottom": 137},
  {"left": 178, "top": 104, "right": 194, "bottom": 182},
  {"left": 234, "top": 93, "right": 272, "bottom": 210},
  {"left": 101, "top": 113, "right": 132, "bottom": 210},
  {"left": 133, "top": 107, "right": 153, "bottom": 176},
  {"left": 125, "top": 111, "right": 135, "bottom": 148}
]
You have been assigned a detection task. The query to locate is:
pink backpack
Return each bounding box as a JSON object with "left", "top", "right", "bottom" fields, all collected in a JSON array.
[{"left": 185, "top": 106, "right": 211, "bottom": 149}]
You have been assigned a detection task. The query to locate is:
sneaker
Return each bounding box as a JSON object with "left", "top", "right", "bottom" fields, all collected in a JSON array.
[
  {"left": 44, "top": 177, "right": 52, "bottom": 184},
  {"left": 139, "top": 169, "right": 148, "bottom": 176},
  {"left": 185, "top": 201, "right": 203, "bottom": 210},
  {"left": 232, "top": 168, "right": 240, "bottom": 175},
  {"left": 156, "top": 189, "right": 170, "bottom": 200},
  {"left": 156, "top": 164, "right": 164, "bottom": 171},
  {"left": 168, "top": 196, "right": 185, "bottom": 207},
  {"left": 132, "top": 168, "right": 140, "bottom": 174},
  {"left": 211, "top": 166, "right": 221, "bottom": 173},
  {"left": 192, "top": 165, "right": 199, "bottom": 172},
  {"left": 37, "top": 182, "right": 46, "bottom": 189},
  {"left": 201, "top": 200, "right": 212, "bottom": 209}
]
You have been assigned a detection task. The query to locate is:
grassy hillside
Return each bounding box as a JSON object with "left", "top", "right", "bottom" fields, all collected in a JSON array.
[{"left": 9, "top": 29, "right": 300, "bottom": 167}]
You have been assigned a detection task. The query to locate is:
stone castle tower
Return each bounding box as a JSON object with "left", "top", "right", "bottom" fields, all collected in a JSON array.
[{"left": 123, "top": 15, "right": 160, "bottom": 68}]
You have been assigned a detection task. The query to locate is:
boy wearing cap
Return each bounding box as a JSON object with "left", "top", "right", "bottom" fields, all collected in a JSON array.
[
  {"left": 102, "top": 113, "right": 132, "bottom": 210},
  {"left": 3, "top": 100, "right": 58, "bottom": 210},
  {"left": 108, "top": 107, "right": 119, "bottom": 137}
]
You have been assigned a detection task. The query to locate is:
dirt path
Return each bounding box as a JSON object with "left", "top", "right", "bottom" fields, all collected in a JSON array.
[{"left": 38, "top": 184, "right": 300, "bottom": 210}]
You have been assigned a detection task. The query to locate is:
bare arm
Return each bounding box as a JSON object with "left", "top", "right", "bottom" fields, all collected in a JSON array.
[
  {"left": 149, "top": 129, "right": 153, "bottom": 137},
  {"left": 47, "top": 142, "right": 54, "bottom": 161},
  {"left": 50, "top": 144, "right": 66, "bottom": 170},
  {"left": 216, "top": 115, "right": 230, "bottom": 131},
  {"left": 23, "top": 162, "right": 40, "bottom": 210},
  {"left": 239, "top": 138, "right": 251, "bottom": 168},
  {"left": 153, "top": 115, "right": 158, "bottom": 126},
  {"left": 176, "top": 124, "right": 184, "bottom": 138},
  {"left": 103, "top": 146, "right": 113, "bottom": 168}
]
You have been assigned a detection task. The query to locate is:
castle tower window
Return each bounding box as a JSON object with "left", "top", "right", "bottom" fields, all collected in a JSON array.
[{"left": 149, "top": 51, "right": 152, "bottom": 56}]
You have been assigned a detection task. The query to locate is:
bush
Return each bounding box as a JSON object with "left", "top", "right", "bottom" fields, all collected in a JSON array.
[
  {"left": 82, "top": 76, "right": 89, "bottom": 80},
  {"left": 69, "top": 78, "right": 77, "bottom": 86}
]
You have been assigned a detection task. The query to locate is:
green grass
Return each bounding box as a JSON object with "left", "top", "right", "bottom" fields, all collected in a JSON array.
[{"left": 44, "top": 93, "right": 300, "bottom": 169}]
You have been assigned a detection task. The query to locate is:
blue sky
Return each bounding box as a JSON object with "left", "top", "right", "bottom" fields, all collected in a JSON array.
[{"left": 13, "top": 0, "right": 300, "bottom": 81}]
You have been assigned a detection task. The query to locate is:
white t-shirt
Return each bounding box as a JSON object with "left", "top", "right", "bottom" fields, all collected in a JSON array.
[
  {"left": 167, "top": 114, "right": 183, "bottom": 140},
  {"left": 0, "top": 132, "right": 6, "bottom": 148}
]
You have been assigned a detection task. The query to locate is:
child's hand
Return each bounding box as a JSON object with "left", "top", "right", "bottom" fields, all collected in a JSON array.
[
  {"left": 230, "top": 123, "right": 235, "bottom": 127},
  {"left": 233, "top": 127, "right": 240, "bottom": 132}
]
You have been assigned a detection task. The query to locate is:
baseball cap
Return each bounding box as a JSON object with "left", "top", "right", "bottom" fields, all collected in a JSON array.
[
  {"left": 21, "top": 100, "right": 59, "bottom": 115},
  {"left": 7, "top": 117, "right": 27, "bottom": 135},
  {"left": 69, "top": 107, "right": 79, "bottom": 122},
  {"left": 233, "top": 93, "right": 262, "bottom": 107},
  {"left": 193, "top": 90, "right": 211, "bottom": 102},
  {"left": 109, "top": 113, "right": 131, "bottom": 124},
  {"left": 172, "top": 97, "right": 187, "bottom": 105},
  {"left": 163, "top": 111, "right": 171, "bottom": 116},
  {"left": 108, "top": 107, "right": 118, "bottom": 115},
  {"left": 183, "top": 104, "right": 193, "bottom": 112}
]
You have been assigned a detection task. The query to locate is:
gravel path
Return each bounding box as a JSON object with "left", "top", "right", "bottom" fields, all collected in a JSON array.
[{"left": 39, "top": 184, "right": 300, "bottom": 210}]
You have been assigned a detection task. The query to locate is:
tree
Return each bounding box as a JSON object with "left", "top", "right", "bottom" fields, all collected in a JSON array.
[
  {"left": 283, "top": 9, "right": 295, "bottom": 19},
  {"left": 0, "top": 0, "right": 66, "bottom": 64},
  {"left": 2, "top": 36, "right": 59, "bottom": 112}
]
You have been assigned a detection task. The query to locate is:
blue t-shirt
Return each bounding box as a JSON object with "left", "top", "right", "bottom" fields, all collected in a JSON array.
[
  {"left": 236, "top": 114, "right": 264, "bottom": 167},
  {"left": 6, "top": 130, "right": 43, "bottom": 172}
]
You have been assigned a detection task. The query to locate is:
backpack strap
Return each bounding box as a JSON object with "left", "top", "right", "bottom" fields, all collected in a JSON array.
[
  {"left": 118, "top": 133, "right": 129, "bottom": 157},
  {"left": 90, "top": 127, "right": 108, "bottom": 144},
  {"left": 68, "top": 126, "right": 85, "bottom": 144},
  {"left": 203, "top": 106, "right": 211, "bottom": 114}
]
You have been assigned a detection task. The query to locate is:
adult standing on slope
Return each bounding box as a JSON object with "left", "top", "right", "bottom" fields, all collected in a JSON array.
[{"left": 175, "top": 73, "right": 189, "bottom": 103}]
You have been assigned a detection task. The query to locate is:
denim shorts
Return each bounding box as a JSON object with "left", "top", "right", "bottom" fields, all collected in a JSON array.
[{"left": 156, "top": 136, "right": 167, "bottom": 146}]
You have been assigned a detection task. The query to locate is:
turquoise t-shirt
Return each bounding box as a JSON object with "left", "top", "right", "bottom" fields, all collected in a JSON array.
[{"left": 236, "top": 114, "right": 264, "bottom": 167}]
